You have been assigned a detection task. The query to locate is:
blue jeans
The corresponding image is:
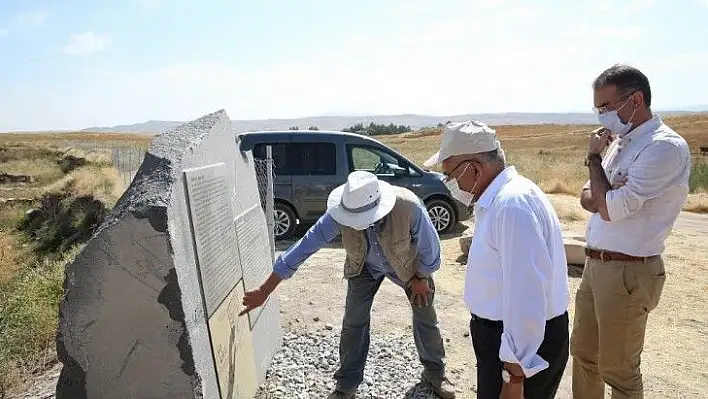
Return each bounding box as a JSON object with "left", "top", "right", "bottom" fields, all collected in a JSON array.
[{"left": 333, "top": 267, "right": 446, "bottom": 393}]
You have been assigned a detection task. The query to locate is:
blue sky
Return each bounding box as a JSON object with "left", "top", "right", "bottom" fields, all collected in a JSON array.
[{"left": 1, "top": 0, "right": 707, "bottom": 131}]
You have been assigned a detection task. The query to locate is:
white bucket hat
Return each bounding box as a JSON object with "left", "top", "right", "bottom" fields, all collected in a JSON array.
[
  {"left": 423, "top": 120, "right": 500, "bottom": 168},
  {"left": 327, "top": 171, "right": 397, "bottom": 230}
]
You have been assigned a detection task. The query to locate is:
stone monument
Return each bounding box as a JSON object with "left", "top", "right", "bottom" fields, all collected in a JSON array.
[{"left": 55, "top": 110, "right": 282, "bottom": 398}]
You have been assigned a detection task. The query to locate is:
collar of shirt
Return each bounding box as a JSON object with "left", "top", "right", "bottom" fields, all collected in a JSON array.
[
  {"left": 621, "top": 113, "right": 662, "bottom": 143},
  {"left": 475, "top": 165, "right": 518, "bottom": 210},
  {"left": 604, "top": 113, "right": 663, "bottom": 170}
]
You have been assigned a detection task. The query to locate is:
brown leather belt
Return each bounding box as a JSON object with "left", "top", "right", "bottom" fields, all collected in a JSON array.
[{"left": 584, "top": 247, "right": 654, "bottom": 263}]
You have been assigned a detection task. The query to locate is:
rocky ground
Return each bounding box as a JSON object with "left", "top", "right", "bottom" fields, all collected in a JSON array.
[
  {"left": 254, "top": 329, "right": 446, "bottom": 398},
  {"left": 13, "top": 194, "right": 708, "bottom": 398}
]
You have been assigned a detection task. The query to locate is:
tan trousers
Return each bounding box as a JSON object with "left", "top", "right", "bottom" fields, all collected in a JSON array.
[{"left": 570, "top": 255, "right": 666, "bottom": 399}]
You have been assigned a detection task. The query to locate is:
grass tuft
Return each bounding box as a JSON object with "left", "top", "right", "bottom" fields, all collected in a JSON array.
[
  {"left": 690, "top": 157, "right": 708, "bottom": 194},
  {"left": 0, "top": 246, "right": 83, "bottom": 395}
]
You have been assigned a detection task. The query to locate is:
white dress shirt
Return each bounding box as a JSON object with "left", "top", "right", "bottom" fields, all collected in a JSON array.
[
  {"left": 585, "top": 114, "right": 691, "bottom": 256},
  {"left": 464, "top": 166, "right": 570, "bottom": 378}
]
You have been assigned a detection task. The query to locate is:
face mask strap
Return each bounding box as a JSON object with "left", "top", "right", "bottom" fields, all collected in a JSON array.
[{"left": 616, "top": 93, "right": 638, "bottom": 124}]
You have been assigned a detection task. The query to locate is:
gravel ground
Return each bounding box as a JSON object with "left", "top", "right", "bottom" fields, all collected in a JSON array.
[{"left": 254, "top": 328, "right": 450, "bottom": 399}]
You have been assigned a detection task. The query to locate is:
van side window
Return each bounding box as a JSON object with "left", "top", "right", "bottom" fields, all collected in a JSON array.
[
  {"left": 253, "top": 143, "right": 288, "bottom": 175},
  {"left": 290, "top": 142, "right": 337, "bottom": 175},
  {"left": 347, "top": 145, "right": 420, "bottom": 177}
]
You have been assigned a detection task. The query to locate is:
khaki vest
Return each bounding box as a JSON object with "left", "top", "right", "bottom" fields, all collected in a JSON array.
[{"left": 339, "top": 186, "right": 423, "bottom": 282}]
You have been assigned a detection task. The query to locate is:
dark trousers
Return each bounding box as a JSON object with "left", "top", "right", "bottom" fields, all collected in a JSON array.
[
  {"left": 333, "top": 268, "right": 446, "bottom": 394},
  {"left": 470, "top": 311, "right": 569, "bottom": 399}
]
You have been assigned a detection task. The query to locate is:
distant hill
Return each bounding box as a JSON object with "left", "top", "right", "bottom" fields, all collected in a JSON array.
[
  {"left": 78, "top": 110, "right": 705, "bottom": 135},
  {"left": 81, "top": 120, "right": 184, "bottom": 134}
]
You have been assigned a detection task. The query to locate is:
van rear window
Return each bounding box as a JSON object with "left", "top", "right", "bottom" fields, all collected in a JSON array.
[
  {"left": 289, "top": 143, "right": 336, "bottom": 175},
  {"left": 253, "top": 143, "right": 288, "bottom": 173},
  {"left": 253, "top": 142, "right": 336, "bottom": 176}
]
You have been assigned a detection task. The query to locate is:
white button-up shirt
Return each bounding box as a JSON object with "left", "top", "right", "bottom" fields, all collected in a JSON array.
[
  {"left": 585, "top": 114, "right": 691, "bottom": 256},
  {"left": 464, "top": 166, "right": 570, "bottom": 377}
]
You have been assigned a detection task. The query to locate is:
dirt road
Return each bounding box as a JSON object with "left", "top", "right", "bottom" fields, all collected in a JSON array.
[{"left": 673, "top": 210, "right": 708, "bottom": 236}]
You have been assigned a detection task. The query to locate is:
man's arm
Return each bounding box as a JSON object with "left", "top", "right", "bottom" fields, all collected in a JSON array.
[
  {"left": 496, "top": 205, "right": 552, "bottom": 378},
  {"left": 604, "top": 142, "right": 686, "bottom": 222},
  {"left": 272, "top": 211, "right": 341, "bottom": 281},
  {"left": 241, "top": 212, "right": 341, "bottom": 316},
  {"left": 579, "top": 180, "right": 598, "bottom": 213},
  {"left": 409, "top": 202, "right": 442, "bottom": 278},
  {"left": 586, "top": 153, "right": 613, "bottom": 221}
]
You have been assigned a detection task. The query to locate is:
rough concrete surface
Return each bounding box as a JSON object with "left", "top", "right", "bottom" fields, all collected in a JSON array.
[
  {"left": 55, "top": 110, "right": 253, "bottom": 398},
  {"left": 564, "top": 238, "right": 587, "bottom": 266}
]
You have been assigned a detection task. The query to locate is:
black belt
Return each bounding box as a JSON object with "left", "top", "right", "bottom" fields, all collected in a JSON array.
[
  {"left": 470, "top": 312, "right": 568, "bottom": 328},
  {"left": 470, "top": 313, "right": 502, "bottom": 328}
]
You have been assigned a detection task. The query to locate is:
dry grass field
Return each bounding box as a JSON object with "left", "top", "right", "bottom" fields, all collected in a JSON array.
[{"left": 0, "top": 140, "right": 132, "bottom": 395}]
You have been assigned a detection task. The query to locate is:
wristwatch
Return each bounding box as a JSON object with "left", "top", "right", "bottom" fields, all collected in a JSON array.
[{"left": 502, "top": 369, "right": 524, "bottom": 384}]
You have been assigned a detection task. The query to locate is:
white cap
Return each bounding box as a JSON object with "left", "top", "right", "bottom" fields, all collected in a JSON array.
[{"left": 423, "top": 120, "right": 500, "bottom": 168}]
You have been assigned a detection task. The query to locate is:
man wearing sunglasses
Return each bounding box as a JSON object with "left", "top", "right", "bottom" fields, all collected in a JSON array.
[
  {"left": 423, "top": 121, "right": 571, "bottom": 399},
  {"left": 571, "top": 64, "right": 691, "bottom": 398}
]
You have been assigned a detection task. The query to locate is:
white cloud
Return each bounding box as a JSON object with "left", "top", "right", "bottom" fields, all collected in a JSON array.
[
  {"left": 0, "top": 28, "right": 7, "bottom": 37},
  {"left": 62, "top": 32, "right": 110, "bottom": 55},
  {"left": 16, "top": 11, "right": 48, "bottom": 26}
]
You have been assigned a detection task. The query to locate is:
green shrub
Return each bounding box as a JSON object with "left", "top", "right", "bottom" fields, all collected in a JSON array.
[{"left": 690, "top": 157, "right": 708, "bottom": 193}]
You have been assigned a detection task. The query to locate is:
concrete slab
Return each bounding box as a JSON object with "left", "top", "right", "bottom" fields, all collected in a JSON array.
[{"left": 55, "top": 110, "right": 282, "bottom": 399}]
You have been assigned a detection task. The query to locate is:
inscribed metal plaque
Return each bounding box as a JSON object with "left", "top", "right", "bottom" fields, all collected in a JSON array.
[
  {"left": 250, "top": 293, "right": 282, "bottom": 384},
  {"left": 184, "top": 163, "right": 241, "bottom": 317},
  {"left": 207, "top": 281, "right": 258, "bottom": 399},
  {"left": 234, "top": 203, "right": 273, "bottom": 329}
]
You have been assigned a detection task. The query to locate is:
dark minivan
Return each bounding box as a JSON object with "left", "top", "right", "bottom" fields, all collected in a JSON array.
[{"left": 237, "top": 130, "right": 472, "bottom": 240}]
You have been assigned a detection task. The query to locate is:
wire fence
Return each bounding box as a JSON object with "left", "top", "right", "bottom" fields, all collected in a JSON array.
[
  {"left": 53, "top": 139, "right": 148, "bottom": 188},
  {"left": 253, "top": 148, "right": 276, "bottom": 262}
]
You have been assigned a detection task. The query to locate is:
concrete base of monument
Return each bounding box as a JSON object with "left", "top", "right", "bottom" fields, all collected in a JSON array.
[
  {"left": 564, "top": 238, "right": 587, "bottom": 266},
  {"left": 458, "top": 234, "right": 472, "bottom": 256},
  {"left": 458, "top": 230, "right": 587, "bottom": 268}
]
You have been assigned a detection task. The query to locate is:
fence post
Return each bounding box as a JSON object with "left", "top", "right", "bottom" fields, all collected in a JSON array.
[{"left": 265, "top": 145, "right": 276, "bottom": 263}]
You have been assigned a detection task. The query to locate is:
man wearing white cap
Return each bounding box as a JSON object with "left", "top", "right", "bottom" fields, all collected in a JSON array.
[
  {"left": 424, "top": 121, "right": 570, "bottom": 399},
  {"left": 239, "top": 170, "right": 456, "bottom": 398}
]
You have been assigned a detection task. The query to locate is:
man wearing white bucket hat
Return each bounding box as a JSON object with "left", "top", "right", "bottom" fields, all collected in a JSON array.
[
  {"left": 424, "top": 120, "right": 570, "bottom": 399},
  {"left": 240, "top": 170, "right": 456, "bottom": 398}
]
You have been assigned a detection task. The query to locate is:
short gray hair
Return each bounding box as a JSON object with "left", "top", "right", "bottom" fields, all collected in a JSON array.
[{"left": 477, "top": 147, "right": 506, "bottom": 166}]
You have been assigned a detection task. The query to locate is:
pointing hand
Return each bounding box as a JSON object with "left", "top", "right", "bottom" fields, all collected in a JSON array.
[{"left": 239, "top": 287, "right": 269, "bottom": 316}]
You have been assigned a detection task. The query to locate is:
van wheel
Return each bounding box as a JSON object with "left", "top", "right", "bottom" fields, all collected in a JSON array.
[
  {"left": 273, "top": 202, "right": 297, "bottom": 240},
  {"left": 425, "top": 199, "right": 456, "bottom": 235}
]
